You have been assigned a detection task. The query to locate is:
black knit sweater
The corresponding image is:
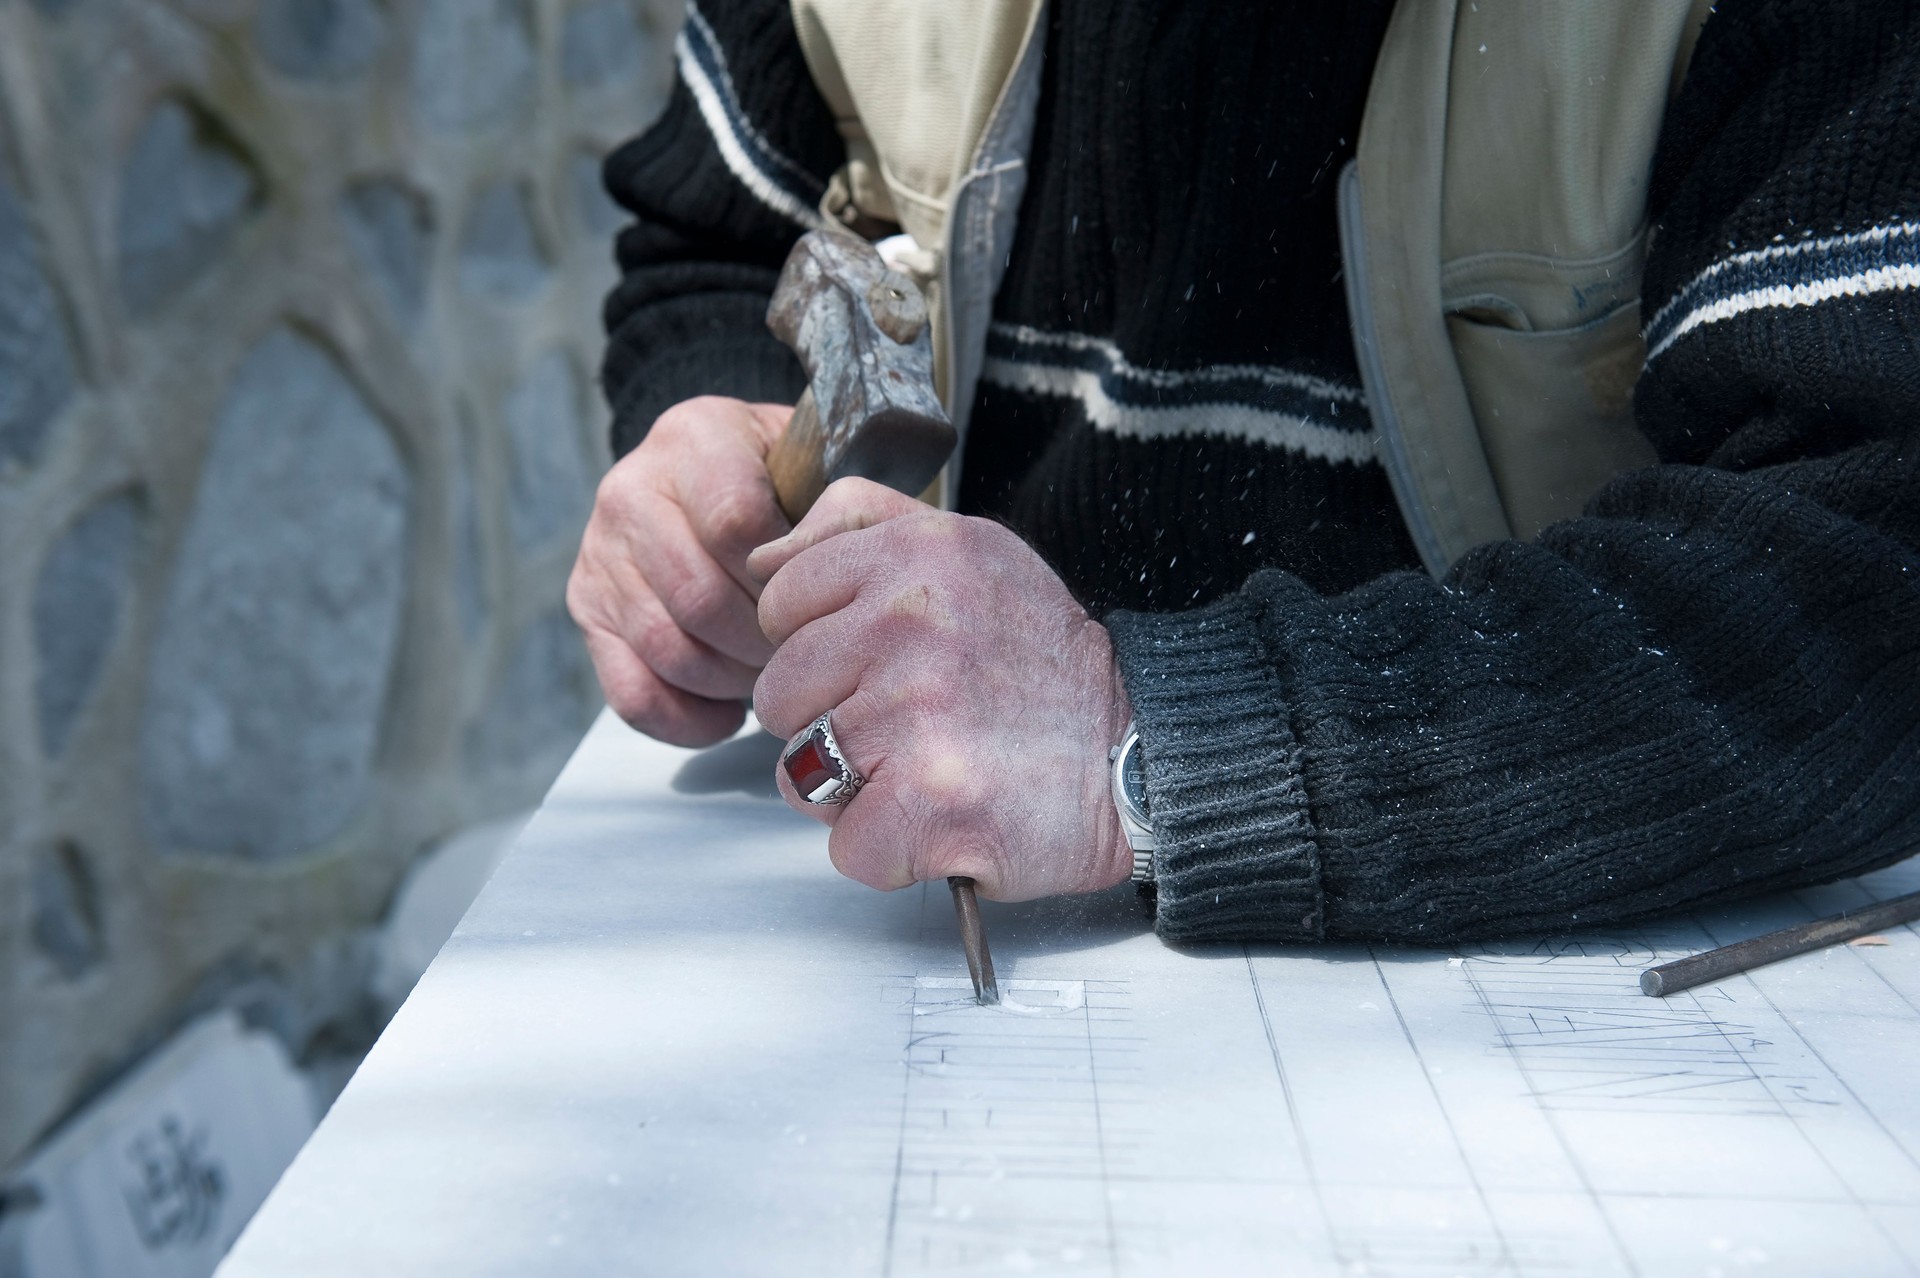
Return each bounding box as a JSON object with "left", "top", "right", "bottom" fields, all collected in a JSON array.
[{"left": 600, "top": 0, "right": 1920, "bottom": 943}]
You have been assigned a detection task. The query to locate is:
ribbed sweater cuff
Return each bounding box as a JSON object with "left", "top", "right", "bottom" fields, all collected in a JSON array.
[{"left": 1106, "top": 595, "right": 1325, "bottom": 944}]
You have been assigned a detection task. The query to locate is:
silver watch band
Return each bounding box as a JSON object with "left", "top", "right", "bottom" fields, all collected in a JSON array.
[
  {"left": 1110, "top": 722, "right": 1155, "bottom": 884},
  {"left": 1131, "top": 847, "right": 1155, "bottom": 885}
]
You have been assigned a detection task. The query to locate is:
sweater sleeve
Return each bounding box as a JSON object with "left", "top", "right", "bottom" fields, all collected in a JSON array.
[
  {"left": 598, "top": 0, "right": 844, "bottom": 457},
  {"left": 1108, "top": 0, "right": 1920, "bottom": 945}
]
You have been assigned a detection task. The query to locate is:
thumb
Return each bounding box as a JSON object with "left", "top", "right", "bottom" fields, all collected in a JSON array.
[{"left": 747, "top": 476, "right": 926, "bottom": 584}]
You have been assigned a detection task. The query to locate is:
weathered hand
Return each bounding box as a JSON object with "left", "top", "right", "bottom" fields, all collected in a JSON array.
[
  {"left": 748, "top": 478, "right": 1134, "bottom": 901},
  {"left": 567, "top": 397, "right": 791, "bottom": 746}
]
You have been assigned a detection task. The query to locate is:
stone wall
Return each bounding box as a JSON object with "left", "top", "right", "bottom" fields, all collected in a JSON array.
[{"left": 0, "top": 0, "right": 676, "bottom": 1167}]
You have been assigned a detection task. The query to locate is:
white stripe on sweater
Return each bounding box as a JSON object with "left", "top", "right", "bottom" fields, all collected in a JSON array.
[
  {"left": 981, "top": 358, "right": 1380, "bottom": 466},
  {"left": 1648, "top": 262, "right": 1920, "bottom": 362},
  {"left": 1645, "top": 220, "right": 1920, "bottom": 363},
  {"left": 993, "top": 323, "right": 1368, "bottom": 405},
  {"left": 674, "top": 9, "right": 827, "bottom": 232}
]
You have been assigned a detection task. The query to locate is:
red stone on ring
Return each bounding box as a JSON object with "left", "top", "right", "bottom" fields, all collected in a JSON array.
[{"left": 784, "top": 732, "right": 840, "bottom": 801}]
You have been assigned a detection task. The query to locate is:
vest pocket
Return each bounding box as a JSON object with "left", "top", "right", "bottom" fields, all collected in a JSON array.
[{"left": 1445, "top": 299, "right": 1656, "bottom": 541}]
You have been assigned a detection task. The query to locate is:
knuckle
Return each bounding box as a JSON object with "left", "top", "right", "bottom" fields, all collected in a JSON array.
[
  {"left": 606, "top": 683, "right": 661, "bottom": 733},
  {"left": 678, "top": 393, "right": 734, "bottom": 419},
  {"left": 875, "top": 582, "right": 956, "bottom": 641},
  {"left": 595, "top": 448, "right": 653, "bottom": 507},
  {"left": 703, "top": 483, "right": 778, "bottom": 551},
  {"left": 628, "top": 599, "right": 679, "bottom": 653},
  {"left": 565, "top": 555, "right": 619, "bottom": 623},
  {"left": 954, "top": 513, "right": 1008, "bottom": 559},
  {"left": 651, "top": 395, "right": 743, "bottom": 453},
  {"left": 917, "top": 508, "right": 968, "bottom": 540},
  {"left": 564, "top": 567, "right": 592, "bottom": 626},
  {"left": 659, "top": 571, "right": 734, "bottom": 635},
  {"left": 635, "top": 625, "right": 703, "bottom": 689},
  {"left": 882, "top": 582, "right": 935, "bottom": 622},
  {"left": 648, "top": 398, "right": 703, "bottom": 442},
  {"left": 634, "top": 611, "right": 749, "bottom": 699}
]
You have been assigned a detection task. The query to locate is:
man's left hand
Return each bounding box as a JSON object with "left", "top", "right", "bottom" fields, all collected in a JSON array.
[{"left": 748, "top": 479, "right": 1134, "bottom": 901}]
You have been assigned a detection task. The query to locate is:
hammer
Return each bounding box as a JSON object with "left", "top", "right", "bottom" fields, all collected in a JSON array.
[{"left": 762, "top": 229, "right": 999, "bottom": 1006}]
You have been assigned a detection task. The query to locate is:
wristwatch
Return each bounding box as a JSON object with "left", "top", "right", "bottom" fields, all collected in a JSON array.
[{"left": 1108, "top": 721, "right": 1156, "bottom": 884}]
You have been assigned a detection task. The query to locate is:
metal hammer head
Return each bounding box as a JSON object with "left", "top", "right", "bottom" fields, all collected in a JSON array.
[{"left": 766, "top": 230, "right": 954, "bottom": 497}]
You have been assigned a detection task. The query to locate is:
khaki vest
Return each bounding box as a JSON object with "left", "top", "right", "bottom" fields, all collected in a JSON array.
[{"left": 792, "top": 0, "right": 1713, "bottom": 575}]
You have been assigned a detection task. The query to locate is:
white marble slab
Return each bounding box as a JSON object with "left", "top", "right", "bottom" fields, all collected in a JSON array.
[{"left": 219, "top": 711, "right": 1920, "bottom": 1277}]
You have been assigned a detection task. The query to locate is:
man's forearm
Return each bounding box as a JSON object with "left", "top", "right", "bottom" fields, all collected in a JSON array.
[{"left": 1113, "top": 435, "right": 1920, "bottom": 946}]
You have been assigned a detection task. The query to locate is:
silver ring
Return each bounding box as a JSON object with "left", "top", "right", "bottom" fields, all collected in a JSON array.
[{"left": 781, "top": 712, "right": 865, "bottom": 806}]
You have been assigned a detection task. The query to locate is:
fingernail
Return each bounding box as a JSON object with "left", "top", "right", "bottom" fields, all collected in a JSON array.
[{"left": 744, "top": 543, "right": 780, "bottom": 585}]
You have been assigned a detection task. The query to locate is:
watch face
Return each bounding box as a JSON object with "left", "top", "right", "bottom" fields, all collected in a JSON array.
[{"left": 1117, "top": 735, "right": 1150, "bottom": 823}]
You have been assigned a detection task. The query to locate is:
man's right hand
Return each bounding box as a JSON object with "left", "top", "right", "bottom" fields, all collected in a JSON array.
[{"left": 567, "top": 396, "right": 793, "bottom": 747}]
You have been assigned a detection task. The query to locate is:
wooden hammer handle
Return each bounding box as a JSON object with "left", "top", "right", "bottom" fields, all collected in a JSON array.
[
  {"left": 765, "top": 387, "right": 946, "bottom": 525},
  {"left": 765, "top": 389, "right": 828, "bottom": 525}
]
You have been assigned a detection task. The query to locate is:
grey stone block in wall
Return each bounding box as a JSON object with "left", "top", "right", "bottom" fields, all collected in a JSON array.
[
  {"left": 502, "top": 351, "right": 591, "bottom": 552},
  {"left": 466, "top": 611, "right": 597, "bottom": 778},
  {"left": 255, "top": 0, "right": 389, "bottom": 81},
  {"left": 412, "top": 0, "right": 535, "bottom": 132},
  {"left": 342, "top": 179, "right": 432, "bottom": 327},
  {"left": 140, "top": 329, "right": 411, "bottom": 862},
  {"left": 116, "top": 99, "right": 261, "bottom": 318},
  {"left": 29, "top": 844, "right": 104, "bottom": 981},
  {"left": 33, "top": 491, "right": 143, "bottom": 757},
  {"left": 0, "top": 161, "right": 76, "bottom": 471},
  {"left": 562, "top": 1, "right": 645, "bottom": 90},
  {"left": 458, "top": 181, "right": 549, "bottom": 299}
]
